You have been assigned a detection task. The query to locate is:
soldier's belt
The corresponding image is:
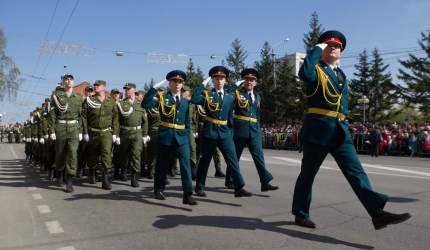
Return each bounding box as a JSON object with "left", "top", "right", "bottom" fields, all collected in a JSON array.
[
  {"left": 90, "top": 127, "right": 111, "bottom": 132},
  {"left": 160, "top": 121, "right": 185, "bottom": 130},
  {"left": 308, "top": 108, "right": 346, "bottom": 121},
  {"left": 205, "top": 117, "right": 227, "bottom": 125},
  {"left": 57, "top": 119, "right": 78, "bottom": 124},
  {"left": 120, "top": 125, "right": 141, "bottom": 130},
  {"left": 234, "top": 115, "right": 257, "bottom": 123}
]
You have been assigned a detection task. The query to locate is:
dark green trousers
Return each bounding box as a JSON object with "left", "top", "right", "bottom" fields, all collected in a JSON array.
[{"left": 292, "top": 140, "right": 389, "bottom": 219}]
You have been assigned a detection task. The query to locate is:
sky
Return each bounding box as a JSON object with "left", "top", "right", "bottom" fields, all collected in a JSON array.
[{"left": 1, "top": 0, "right": 429, "bottom": 125}]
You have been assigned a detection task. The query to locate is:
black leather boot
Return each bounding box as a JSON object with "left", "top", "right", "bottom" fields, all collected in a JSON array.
[
  {"left": 65, "top": 174, "right": 74, "bottom": 193},
  {"left": 76, "top": 165, "right": 83, "bottom": 178},
  {"left": 214, "top": 163, "right": 226, "bottom": 178},
  {"left": 56, "top": 171, "right": 64, "bottom": 187},
  {"left": 130, "top": 170, "right": 139, "bottom": 188},
  {"left": 102, "top": 172, "right": 112, "bottom": 190},
  {"left": 88, "top": 169, "right": 96, "bottom": 184},
  {"left": 114, "top": 166, "right": 120, "bottom": 180},
  {"left": 120, "top": 167, "right": 128, "bottom": 181}
]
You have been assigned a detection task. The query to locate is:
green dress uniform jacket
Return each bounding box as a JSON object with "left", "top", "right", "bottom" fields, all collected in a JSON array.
[
  {"left": 82, "top": 95, "right": 119, "bottom": 172},
  {"left": 292, "top": 46, "right": 389, "bottom": 219},
  {"left": 49, "top": 91, "right": 83, "bottom": 175},
  {"left": 226, "top": 85, "right": 273, "bottom": 185},
  {"left": 116, "top": 98, "right": 148, "bottom": 173},
  {"left": 142, "top": 87, "right": 193, "bottom": 195},
  {"left": 191, "top": 83, "right": 245, "bottom": 191}
]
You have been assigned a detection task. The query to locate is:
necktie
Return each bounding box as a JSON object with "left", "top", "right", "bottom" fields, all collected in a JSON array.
[
  {"left": 334, "top": 68, "right": 344, "bottom": 86},
  {"left": 249, "top": 92, "right": 254, "bottom": 103},
  {"left": 218, "top": 92, "right": 223, "bottom": 100},
  {"left": 175, "top": 95, "right": 180, "bottom": 106}
]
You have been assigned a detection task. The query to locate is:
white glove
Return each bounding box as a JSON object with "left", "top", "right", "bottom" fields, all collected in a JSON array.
[
  {"left": 202, "top": 76, "right": 212, "bottom": 86},
  {"left": 112, "top": 135, "right": 117, "bottom": 143},
  {"left": 33, "top": 137, "right": 37, "bottom": 142},
  {"left": 316, "top": 43, "right": 328, "bottom": 50},
  {"left": 79, "top": 133, "right": 83, "bottom": 141},
  {"left": 83, "top": 134, "right": 89, "bottom": 142},
  {"left": 22, "top": 137, "right": 26, "bottom": 141},
  {"left": 235, "top": 80, "right": 245, "bottom": 86},
  {"left": 39, "top": 138, "right": 45, "bottom": 144},
  {"left": 153, "top": 79, "right": 167, "bottom": 89},
  {"left": 194, "top": 132, "right": 198, "bottom": 138},
  {"left": 143, "top": 135, "right": 151, "bottom": 144},
  {"left": 115, "top": 137, "right": 121, "bottom": 145},
  {"left": 43, "top": 134, "right": 49, "bottom": 139},
  {"left": 50, "top": 133, "right": 56, "bottom": 140},
  {"left": 27, "top": 138, "right": 31, "bottom": 142}
]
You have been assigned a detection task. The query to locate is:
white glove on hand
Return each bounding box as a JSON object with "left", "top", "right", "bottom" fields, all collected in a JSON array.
[
  {"left": 235, "top": 80, "right": 245, "bottom": 86},
  {"left": 33, "top": 137, "right": 37, "bottom": 142},
  {"left": 27, "top": 138, "right": 31, "bottom": 142},
  {"left": 43, "top": 134, "right": 49, "bottom": 139},
  {"left": 79, "top": 133, "right": 83, "bottom": 141},
  {"left": 112, "top": 135, "right": 117, "bottom": 143},
  {"left": 22, "top": 137, "right": 26, "bottom": 141},
  {"left": 39, "top": 138, "right": 45, "bottom": 144},
  {"left": 50, "top": 133, "right": 56, "bottom": 140},
  {"left": 83, "top": 134, "right": 89, "bottom": 142},
  {"left": 194, "top": 132, "right": 198, "bottom": 138},
  {"left": 153, "top": 79, "right": 167, "bottom": 89},
  {"left": 202, "top": 76, "right": 212, "bottom": 86},
  {"left": 143, "top": 135, "right": 151, "bottom": 144},
  {"left": 115, "top": 137, "right": 121, "bottom": 145},
  {"left": 316, "top": 43, "right": 328, "bottom": 50}
]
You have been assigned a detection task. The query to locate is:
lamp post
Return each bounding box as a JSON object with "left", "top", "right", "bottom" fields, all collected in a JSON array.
[
  {"left": 271, "top": 38, "right": 289, "bottom": 126},
  {"left": 357, "top": 95, "right": 369, "bottom": 124}
]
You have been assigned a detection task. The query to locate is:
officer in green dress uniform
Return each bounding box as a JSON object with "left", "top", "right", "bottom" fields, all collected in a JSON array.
[
  {"left": 292, "top": 30, "right": 411, "bottom": 230},
  {"left": 49, "top": 74, "right": 84, "bottom": 192},
  {"left": 116, "top": 83, "right": 148, "bottom": 187},
  {"left": 77, "top": 86, "right": 94, "bottom": 178},
  {"left": 142, "top": 70, "right": 197, "bottom": 205},
  {"left": 226, "top": 68, "right": 278, "bottom": 192},
  {"left": 191, "top": 66, "right": 252, "bottom": 198},
  {"left": 82, "top": 80, "right": 119, "bottom": 190}
]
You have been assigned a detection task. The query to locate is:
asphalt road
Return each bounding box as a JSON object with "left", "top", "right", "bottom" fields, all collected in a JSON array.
[{"left": 0, "top": 142, "right": 429, "bottom": 250}]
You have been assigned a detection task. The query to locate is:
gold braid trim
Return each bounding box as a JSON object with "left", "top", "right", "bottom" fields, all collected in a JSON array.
[
  {"left": 302, "top": 65, "right": 342, "bottom": 112},
  {"left": 158, "top": 94, "right": 176, "bottom": 117},
  {"left": 203, "top": 90, "right": 220, "bottom": 112},
  {"left": 235, "top": 89, "right": 249, "bottom": 108}
]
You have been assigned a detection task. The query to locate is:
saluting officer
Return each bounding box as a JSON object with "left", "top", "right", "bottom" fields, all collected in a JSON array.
[
  {"left": 48, "top": 74, "right": 84, "bottom": 193},
  {"left": 82, "top": 80, "right": 119, "bottom": 190},
  {"left": 191, "top": 66, "right": 251, "bottom": 198},
  {"left": 226, "top": 68, "right": 278, "bottom": 192},
  {"left": 116, "top": 83, "right": 148, "bottom": 187},
  {"left": 292, "top": 30, "right": 411, "bottom": 230},
  {"left": 142, "top": 70, "right": 197, "bottom": 205}
]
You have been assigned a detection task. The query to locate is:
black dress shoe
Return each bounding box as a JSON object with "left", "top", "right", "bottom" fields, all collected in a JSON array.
[
  {"left": 183, "top": 195, "right": 198, "bottom": 205},
  {"left": 234, "top": 188, "right": 252, "bottom": 197},
  {"left": 295, "top": 217, "right": 317, "bottom": 228},
  {"left": 225, "top": 184, "right": 235, "bottom": 189},
  {"left": 372, "top": 209, "right": 411, "bottom": 230},
  {"left": 195, "top": 189, "right": 207, "bottom": 197},
  {"left": 261, "top": 183, "right": 279, "bottom": 192},
  {"left": 154, "top": 191, "right": 166, "bottom": 200}
]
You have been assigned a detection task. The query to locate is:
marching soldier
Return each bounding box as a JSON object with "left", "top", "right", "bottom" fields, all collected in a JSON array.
[
  {"left": 191, "top": 66, "right": 251, "bottom": 198},
  {"left": 292, "top": 30, "right": 411, "bottom": 229},
  {"left": 116, "top": 83, "right": 148, "bottom": 187},
  {"left": 49, "top": 74, "right": 84, "bottom": 193},
  {"left": 77, "top": 86, "right": 94, "bottom": 178},
  {"left": 142, "top": 70, "right": 197, "bottom": 205},
  {"left": 135, "top": 90, "right": 149, "bottom": 177},
  {"left": 82, "top": 80, "right": 119, "bottom": 190},
  {"left": 226, "top": 68, "right": 278, "bottom": 192}
]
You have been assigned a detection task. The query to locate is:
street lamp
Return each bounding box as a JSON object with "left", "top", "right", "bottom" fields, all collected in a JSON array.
[
  {"left": 271, "top": 38, "right": 290, "bottom": 88},
  {"left": 357, "top": 95, "right": 369, "bottom": 124}
]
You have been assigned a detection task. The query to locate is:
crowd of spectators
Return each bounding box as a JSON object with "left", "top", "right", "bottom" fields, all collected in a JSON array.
[{"left": 261, "top": 121, "right": 430, "bottom": 157}]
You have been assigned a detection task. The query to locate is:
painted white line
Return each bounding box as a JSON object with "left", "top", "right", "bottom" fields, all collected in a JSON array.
[
  {"left": 362, "top": 163, "right": 430, "bottom": 177},
  {"left": 240, "top": 156, "right": 252, "bottom": 161},
  {"left": 37, "top": 205, "right": 51, "bottom": 214},
  {"left": 58, "top": 247, "right": 76, "bottom": 250},
  {"left": 45, "top": 221, "right": 64, "bottom": 234},
  {"left": 32, "top": 193, "right": 43, "bottom": 200},
  {"left": 9, "top": 144, "right": 18, "bottom": 159},
  {"left": 28, "top": 187, "right": 38, "bottom": 191},
  {"left": 274, "top": 156, "right": 333, "bottom": 169}
]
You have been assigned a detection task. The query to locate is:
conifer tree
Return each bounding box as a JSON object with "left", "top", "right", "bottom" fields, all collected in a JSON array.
[
  {"left": 226, "top": 38, "right": 247, "bottom": 81},
  {"left": 303, "top": 11, "right": 324, "bottom": 54}
]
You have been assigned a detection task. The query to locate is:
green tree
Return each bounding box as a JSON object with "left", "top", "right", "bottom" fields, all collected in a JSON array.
[
  {"left": 303, "top": 11, "right": 324, "bottom": 54},
  {"left": 0, "top": 28, "right": 23, "bottom": 102},
  {"left": 226, "top": 38, "right": 247, "bottom": 81},
  {"left": 350, "top": 49, "right": 372, "bottom": 121},
  {"left": 254, "top": 42, "right": 276, "bottom": 126},
  {"left": 185, "top": 58, "right": 204, "bottom": 90},
  {"left": 397, "top": 30, "right": 430, "bottom": 119}
]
